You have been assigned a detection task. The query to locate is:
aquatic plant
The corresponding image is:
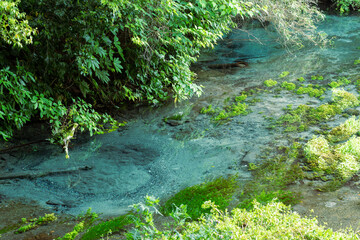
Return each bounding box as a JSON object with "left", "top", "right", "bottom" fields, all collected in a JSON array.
[
  {"left": 264, "top": 79, "right": 278, "bottom": 87},
  {"left": 328, "top": 77, "right": 351, "bottom": 88},
  {"left": 161, "top": 176, "right": 237, "bottom": 220},
  {"left": 354, "top": 59, "right": 360, "bottom": 65},
  {"left": 328, "top": 116, "right": 360, "bottom": 142},
  {"left": 279, "top": 71, "right": 290, "bottom": 78},
  {"left": 297, "top": 77, "right": 305, "bottom": 82},
  {"left": 311, "top": 75, "right": 324, "bottom": 80},
  {"left": 304, "top": 135, "right": 335, "bottom": 172},
  {"left": 281, "top": 81, "right": 296, "bottom": 91},
  {"left": 332, "top": 88, "right": 360, "bottom": 110},
  {"left": 296, "top": 86, "right": 325, "bottom": 98},
  {"left": 200, "top": 94, "right": 249, "bottom": 123}
]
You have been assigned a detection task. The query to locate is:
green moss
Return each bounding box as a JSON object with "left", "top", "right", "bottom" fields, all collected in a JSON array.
[
  {"left": 238, "top": 190, "right": 300, "bottom": 210},
  {"left": 279, "top": 71, "right": 290, "bottom": 78},
  {"left": 200, "top": 105, "right": 216, "bottom": 114},
  {"left": 81, "top": 215, "right": 132, "bottom": 240},
  {"left": 354, "top": 59, "right": 360, "bottom": 65},
  {"left": 264, "top": 79, "right": 278, "bottom": 87},
  {"left": 161, "top": 176, "right": 238, "bottom": 220}
]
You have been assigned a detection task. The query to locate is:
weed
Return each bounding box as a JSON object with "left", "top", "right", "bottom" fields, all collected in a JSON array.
[{"left": 328, "top": 77, "right": 351, "bottom": 88}]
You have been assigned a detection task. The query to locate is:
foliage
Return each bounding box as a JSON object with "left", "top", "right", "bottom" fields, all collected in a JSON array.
[
  {"left": 333, "top": 0, "right": 360, "bottom": 14},
  {"left": 59, "top": 221, "right": 85, "bottom": 240},
  {"left": 0, "top": 0, "right": 36, "bottom": 47},
  {"left": 251, "top": 0, "right": 327, "bottom": 48},
  {"left": 16, "top": 213, "right": 57, "bottom": 233},
  {"left": 264, "top": 79, "right": 277, "bottom": 87},
  {"left": 0, "top": 65, "right": 122, "bottom": 157},
  {"left": 128, "top": 198, "right": 358, "bottom": 239},
  {"left": 161, "top": 176, "right": 238, "bottom": 220}
]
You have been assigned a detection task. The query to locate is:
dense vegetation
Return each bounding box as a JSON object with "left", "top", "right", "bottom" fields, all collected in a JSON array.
[{"left": 0, "top": 0, "right": 335, "bottom": 151}]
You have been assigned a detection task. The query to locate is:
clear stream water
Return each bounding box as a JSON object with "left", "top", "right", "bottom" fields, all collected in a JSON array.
[{"left": 1, "top": 14, "right": 360, "bottom": 216}]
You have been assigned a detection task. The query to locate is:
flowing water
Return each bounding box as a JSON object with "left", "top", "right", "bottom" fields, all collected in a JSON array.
[{"left": 1, "top": 14, "right": 360, "bottom": 218}]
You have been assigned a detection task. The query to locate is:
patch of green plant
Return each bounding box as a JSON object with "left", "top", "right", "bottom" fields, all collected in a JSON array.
[
  {"left": 328, "top": 116, "right": 360, "bottom": 142},
  {"left": 281, "top": 81, "right": 296, "bottom": 91},
  {"left": 81, "top": 215, "right": 132, "bottom": 240},
  {"left": 296, "top": 85, "right": 325, "bottom": 98},
  {"left": 264, "top": 79, "right": 278, "bottom": 87},
  {"left": 311, "top": 75, "right": 324, "bottom": 80},
  {"left": 276, "top": 89, "right": 359, "bottom": 132},
  {"left": 279, "top": 71, "right": 290, "bottom": 78},
  {"left": 355, "top": 59, "right": 360, "bottom": 65},
  {"left": 304, "top": 134, "right": 360, "bottom": 181},
  {"left": 16, "top": 213, "right": 57, "bottom": 233},
  {"left": 238, "top": 190, "right": 300, "bottom": 210},
  {"left": 161, "top": 176, "right": 238, "bottom": 220},
  {"left": 59, "top": 221, "right": 85, "bottom": 240},
  {"left": 297, "top": 77, "right": 305, "bottom": 82},
  {"left": 200, "top": 94, "right": 249, "bottom": 123},
  {"left": 328, "top": 77, "right": 351, "bottom": 88}
]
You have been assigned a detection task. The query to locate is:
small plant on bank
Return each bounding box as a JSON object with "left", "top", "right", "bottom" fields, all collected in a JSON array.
[
  {"left": 264, "top": 79, "right": 278, "bottom": 87},
  {"left": 16, "top": 213, "right": 57, "bottom": 234},
  {"left": 161, "top": 176, "right": 238, "bottom": 220}
]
